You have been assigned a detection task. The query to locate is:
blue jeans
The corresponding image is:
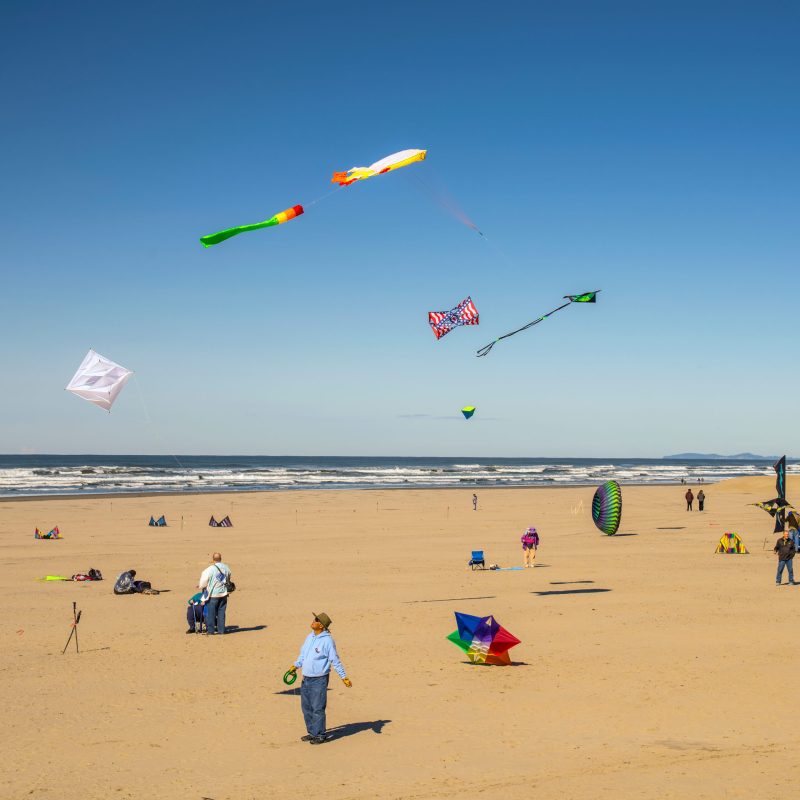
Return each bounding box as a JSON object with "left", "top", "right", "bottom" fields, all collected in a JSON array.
[
  {"left": 205, "top": 596, "right": 228, "bottom": 634},
  {"left": 301, "top": 674, "right": 329, "bottom": 737},
  {"left": 776, "top": 560, "right": 795, "bottom": 584}
]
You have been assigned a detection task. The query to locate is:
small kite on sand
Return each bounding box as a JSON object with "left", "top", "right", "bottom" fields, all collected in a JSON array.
[{"left": 447, "top": 612, "right": 520, "bottom": 665}]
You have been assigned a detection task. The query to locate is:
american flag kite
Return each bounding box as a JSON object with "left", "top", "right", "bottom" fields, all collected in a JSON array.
[{"left": 428, "top": 296, "right": 479, "bottom": 340}]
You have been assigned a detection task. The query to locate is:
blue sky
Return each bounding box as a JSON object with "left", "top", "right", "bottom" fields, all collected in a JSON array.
[{"left": 1, "top": 1, "right": 798, "bottom": 456}]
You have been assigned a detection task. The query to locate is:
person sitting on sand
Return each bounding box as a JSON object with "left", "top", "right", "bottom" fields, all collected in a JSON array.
[
  {"left": 113, "top": 569, "right": 154, "bottom": 594},
  {"left": 521, "top": 527, "right": 539, "bottom": 568}
]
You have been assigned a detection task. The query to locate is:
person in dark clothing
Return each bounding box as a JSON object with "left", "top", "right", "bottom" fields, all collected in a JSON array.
[
  {"left": 472, "top": 493, "right": 478, "bottom": 511},
  {"left": 697, "top": 489, "right": 705, "bottom": 511},
  {"left": 774, "top": 529, "right": 796, "bottom": 586},
  {"left": 685, "top": 489, "right": 694, "bottom": 511}
]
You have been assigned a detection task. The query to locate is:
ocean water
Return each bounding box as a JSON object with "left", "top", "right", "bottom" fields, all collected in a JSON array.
[{"left": 0, "top": 455, "right": 791, "bottom": 498}]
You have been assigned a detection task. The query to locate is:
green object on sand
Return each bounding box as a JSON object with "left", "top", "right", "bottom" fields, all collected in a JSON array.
[
  {"left": 283, "top": 669, "right": 298, "bottom": 685},
  {"left": 40, "top": 575, "right": 71, "bottom": 581}
]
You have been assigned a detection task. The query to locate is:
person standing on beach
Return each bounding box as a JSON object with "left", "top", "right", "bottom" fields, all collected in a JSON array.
[
  {"left": 685, "top": 488, "right": 694, "bottom": 511},
  {"left": 521, "top": 527, "right": 539, "bottom": 568},
  {"left": 472, "top": 493, "right": 478, "bottom": 511},
  {"left": 774, "top": 530, "right": 796, "bottom": 586},
  {"left": 697, "top": 489, "right": 705, "bottom": 511},
  {"left": 288, "top": 613, "right": 352, "bottom": 745},
  {"left": 198, "top": 552, "right": 231, "bottom": 635}
]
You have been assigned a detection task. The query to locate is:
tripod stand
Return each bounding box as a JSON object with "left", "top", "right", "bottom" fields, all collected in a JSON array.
[{"left": 62, "top": 601, "right": 82, "bottom": 654}]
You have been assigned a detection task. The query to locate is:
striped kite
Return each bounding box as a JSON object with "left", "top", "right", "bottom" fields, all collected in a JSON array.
[
  {"left": 428, "top": 296, "right": 479, "bottom": 340},
  {"left": 476, "top": 291, "right": 599, "bottom": 357},
  {"left": 332, "top": 149, "right": 426, "bottom": 186},
  {"left": 592, "top": 480, "right": 622, "bottom": 536},
  {"left": 200, "top": 205, "right": 304, "bottom": 248}
]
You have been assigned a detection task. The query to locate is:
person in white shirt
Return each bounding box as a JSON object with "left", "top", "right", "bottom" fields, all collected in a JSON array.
[{"left": 198, "top": 552, "right": 232, "bottom": 635}]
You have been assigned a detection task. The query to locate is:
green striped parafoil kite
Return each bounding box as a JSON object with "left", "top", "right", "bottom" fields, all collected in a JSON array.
[{"left": 592, "top": 480, "right": 622, "bottom": 536}]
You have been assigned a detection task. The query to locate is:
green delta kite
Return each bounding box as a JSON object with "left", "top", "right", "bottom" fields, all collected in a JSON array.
[{"left": 476, "top": 291, "right": 599, "bottom": 357}]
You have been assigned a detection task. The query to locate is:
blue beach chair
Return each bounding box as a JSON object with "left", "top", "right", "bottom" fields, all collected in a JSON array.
[{"left": 468, "top": 550, "right": 486, "bottom": 570}]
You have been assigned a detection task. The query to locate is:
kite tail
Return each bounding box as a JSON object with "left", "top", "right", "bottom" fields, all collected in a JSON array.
[{"left": 476, "top": 341, "right": 498, "bottom": 357}]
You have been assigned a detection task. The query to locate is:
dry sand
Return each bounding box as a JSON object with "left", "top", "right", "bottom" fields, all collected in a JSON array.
[{"left": 2, "top": 477, "right": 798, "bottom": 799}]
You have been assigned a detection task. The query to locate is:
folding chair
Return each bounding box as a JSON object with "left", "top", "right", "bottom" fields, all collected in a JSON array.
[{"left": 468, "top": 550, "right": 486, "bottom": 570}]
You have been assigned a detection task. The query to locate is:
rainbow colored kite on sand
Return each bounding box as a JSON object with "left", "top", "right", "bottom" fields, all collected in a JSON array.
[{"left": 446, "top": 612, "right": 520, "bottom": 665}]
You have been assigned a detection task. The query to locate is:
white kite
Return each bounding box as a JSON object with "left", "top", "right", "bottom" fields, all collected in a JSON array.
[
  {"left": 331, "top": 149, "right": 427, "bottom": 186},
  {"left": 65, "top": 349, "right": 133, "bottom": 412}
]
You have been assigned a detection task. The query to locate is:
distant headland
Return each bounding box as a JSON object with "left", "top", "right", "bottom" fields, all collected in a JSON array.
[{"left": 663, "top": 453, "right": 777, "bottom": 460}]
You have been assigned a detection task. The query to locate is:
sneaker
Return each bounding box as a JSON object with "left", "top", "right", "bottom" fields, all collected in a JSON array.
[
  {"left": 185, "top": 628, "right": 195, "bottom": 634},
  {"left": 300, "top": 735, "right": 314, "bottom": 742},
  {"left": 309, "top": 735, "right": 330, "bottom": 745}
]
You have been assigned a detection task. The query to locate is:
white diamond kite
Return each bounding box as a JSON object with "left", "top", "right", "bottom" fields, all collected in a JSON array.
[{"left": 65, "top": 349, "right": 133, "bottom": 412}]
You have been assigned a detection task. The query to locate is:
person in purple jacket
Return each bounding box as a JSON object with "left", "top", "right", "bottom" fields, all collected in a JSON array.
[{"left": 521, "top": 527, "right": 539, "bottom": 568}]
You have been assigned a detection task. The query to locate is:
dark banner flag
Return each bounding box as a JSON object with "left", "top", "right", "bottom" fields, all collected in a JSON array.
[{"left": 774, "top": 455, "right": 787, "bottom": 532}]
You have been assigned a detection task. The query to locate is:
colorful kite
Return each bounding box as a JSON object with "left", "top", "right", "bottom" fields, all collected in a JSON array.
[
  {"left": 476, "top": 291, "right": 599, "bottom": 357},
  {"left": 592, "top": 480, "right": 622, "bottom": 536},
  {"left": 715, "top": 532, "right": 749, "bottom": 554},
  {"left": 34, "top": 527, "right": 62, "bottom": 540},
  {"left": 447, "top": 612, "right": 520, "bottom": 665},
  {"left": 332, "top": 149, "right": 427, "bottom": 186},
  {"left": 461, "top": 406, "right": 476, "bottom": 420},
  {"left": 200, "top": 205, "right": 304, "bottom": 247},
  {"left": 428, "top": 296, "right": 479, "bottom": 340},
  {"left": 752, "top": 456, "right": 792, "bottom": 533},
  {"left": 775, "top": 455, "right": 787, "bottom": 500},
  {"left": 66, "top": 350, "right": 133, "bottom": 413}
]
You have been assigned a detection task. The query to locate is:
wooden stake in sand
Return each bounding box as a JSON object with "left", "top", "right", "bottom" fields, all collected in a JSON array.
[{"left": 62, "top": 602, "right": 82, "bottom": 655}]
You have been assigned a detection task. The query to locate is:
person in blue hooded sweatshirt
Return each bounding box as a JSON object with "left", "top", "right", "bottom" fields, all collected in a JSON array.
[{"left": 287, "top": 612, "right": 352, "bottom": 744}]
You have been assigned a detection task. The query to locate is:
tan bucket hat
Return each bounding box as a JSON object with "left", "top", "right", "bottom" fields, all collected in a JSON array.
[{"left": 313, "top": 612, "right": 332, "bottom": 629}]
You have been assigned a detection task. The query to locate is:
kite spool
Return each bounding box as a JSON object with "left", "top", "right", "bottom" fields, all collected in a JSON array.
[{"left": 283, "top": 670, "right": 298, "bottom": 686}]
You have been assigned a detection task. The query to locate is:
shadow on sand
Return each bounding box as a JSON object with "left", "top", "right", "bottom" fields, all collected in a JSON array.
[
  {"left": 533, "top": 588, "right": 611, "bottom": 596},
  {"left": 224, "top": 624, "right": 267, "bottom": 635},
  {"left": 403, "top": 595, "right": 496, "bottom": 604},
  {"left": 326, "top": 719, "right": 392, "bottom": 740},
  {"left": 550, "top": 580, "right": 594, "bottom": 585}
]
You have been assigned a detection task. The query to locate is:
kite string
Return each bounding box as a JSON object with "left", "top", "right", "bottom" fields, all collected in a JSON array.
[
  {"left": 304, "top": 185, "right": 343, "bottom": 208},
  {"left": 476, "top": 300, "right": 574, "bottom": 357},
  {"left": 133, "top": 375, "right": 185, "bottom": 470}
]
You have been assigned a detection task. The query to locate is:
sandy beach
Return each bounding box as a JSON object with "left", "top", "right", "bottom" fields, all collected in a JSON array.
[{"left": 2, "top": 477, "right": 797, "bottom": 800}]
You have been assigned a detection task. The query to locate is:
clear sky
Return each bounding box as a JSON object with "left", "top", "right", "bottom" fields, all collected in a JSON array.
[{"left": 2, "top": 1, "right": 798, "bottom": 457}]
